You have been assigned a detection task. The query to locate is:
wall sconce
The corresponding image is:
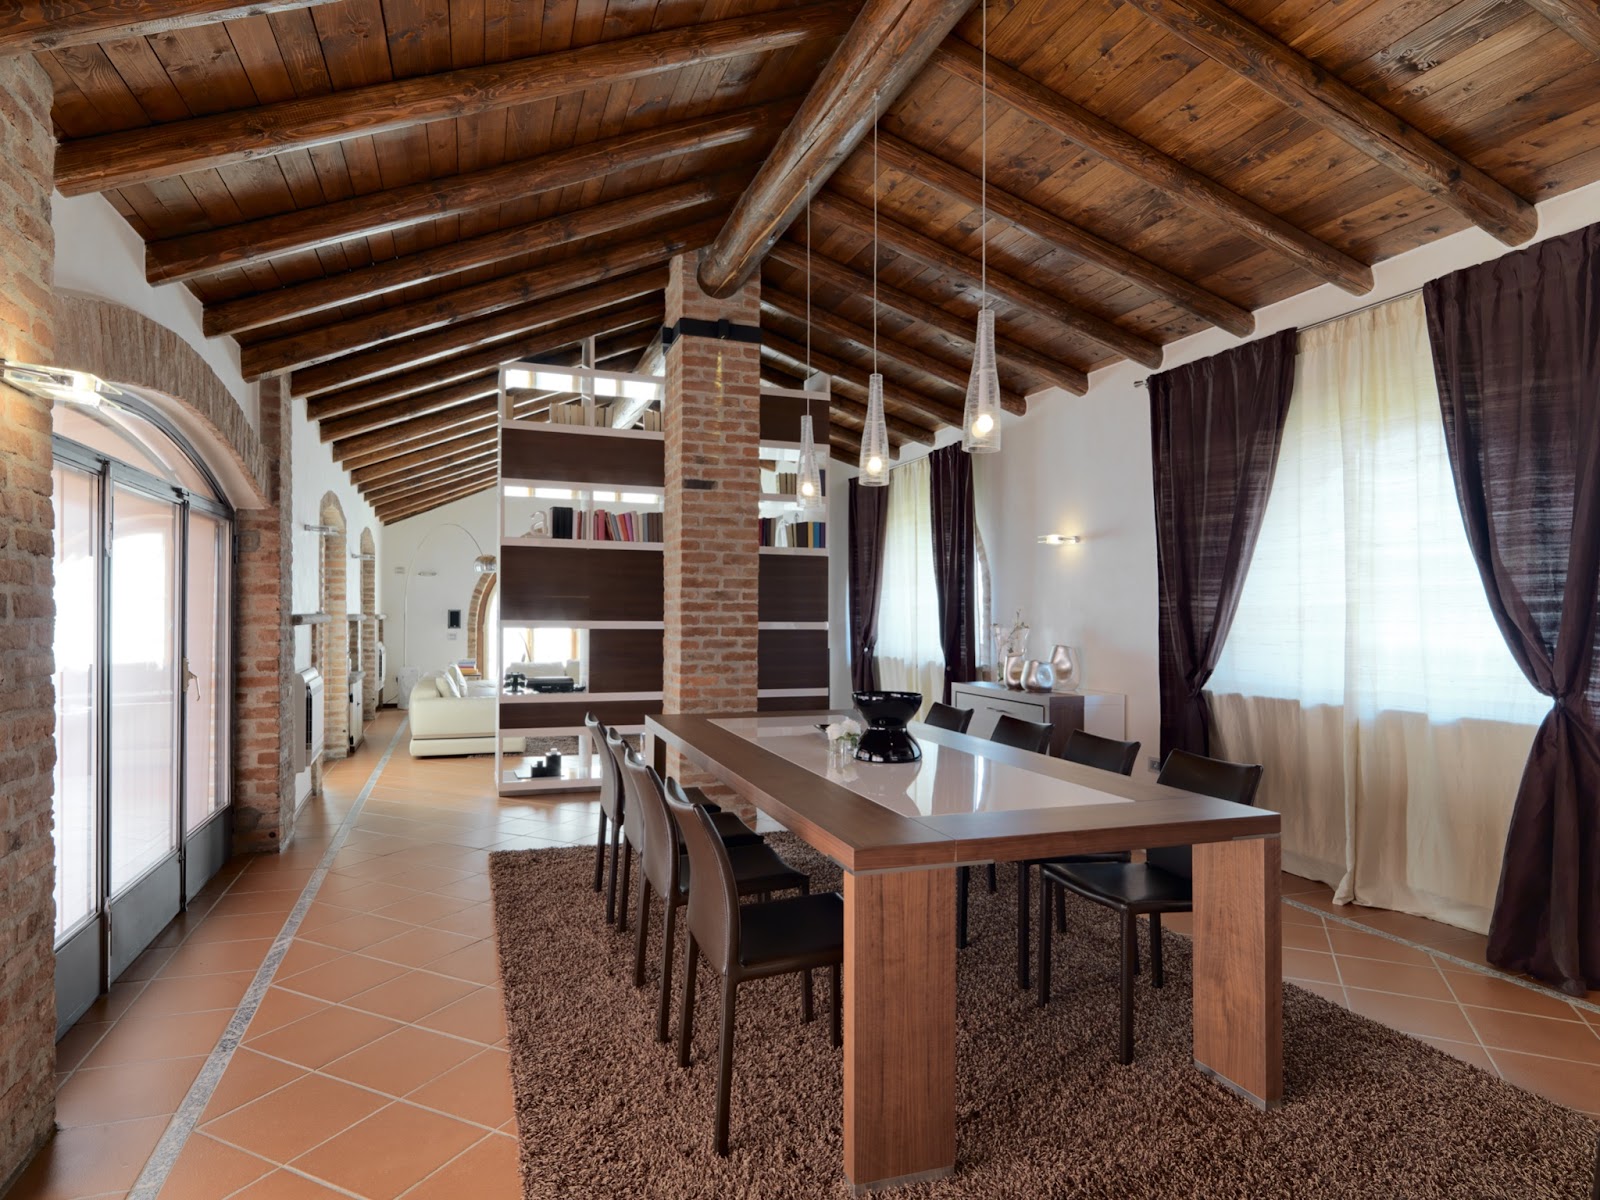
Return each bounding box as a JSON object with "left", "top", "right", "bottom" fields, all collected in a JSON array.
[
  {"left": 350, "top": 552, "right": 375, "bottom": 561},
  {"left": 474, "top": 554, "right": 498, "bottom": 575},
  {"left": 2, "top": 361, "right": 123, "bottom": 407},
  {"left": 303, "top": 523, "right": 340, "bottom": 536},
  {"left": 1037, "top": 534, "right": 1081, "bottom": 546}
]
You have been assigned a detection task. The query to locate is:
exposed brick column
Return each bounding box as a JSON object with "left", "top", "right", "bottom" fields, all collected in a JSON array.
[
  {"left": 662, "top": 252, "right": 760, "bottom": 791},
  {"left": 233, "top": 376, "right": 296, "bottom": 853},
  {"left": 0, "top": 54, "right": 57, "bottom": 1187},
  {"left": 317, "top": 506, "right": 349, "bottom": 761}
]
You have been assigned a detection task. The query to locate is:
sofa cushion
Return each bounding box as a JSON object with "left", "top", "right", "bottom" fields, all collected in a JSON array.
[{"left": 439, "top": 668, "right": 463, "bottom": 699}]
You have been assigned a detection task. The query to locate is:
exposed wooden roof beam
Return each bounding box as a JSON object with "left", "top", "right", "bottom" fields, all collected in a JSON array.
[
  {"left": 240, "top": 218, "right": 719, "bottom": 379},
  {"left": 290, "top": 268, "right": 668, "bottom": 397},
  {"left": 876, "top": 132, "right": 1253, "bottom": 337},
  {"left": 307, "top": 300, "right": 663, "bottom": 421},
  {"left": 54, "top": 4, "right": 852, "bottom": 195},
  {"left": 334, "top": 401, "right": 498, "bottom": 463},
  {"left": 320, "top": 376, "right": 502, "bottom": 445},
  {"left": 764, "top": 241, "right": 1086, "bottom": 394},
  {"left": 351, "top": 430, "right": 497, "bottom": 487},
  {"left": 761, "top": 287, "right": 1026, "bottom": 416},
  {"left": 0, "top": 1, "right": 343, "bottom": 53},
  {"left": 379, "top": 474, "right": 499, "bottom": 524},
  {"left": 145, "top": 103, "right": 791, "bottom": 285},
  {"left": 761, "top": 332, "right": 940, "bottom": 443},
  {"left": 1123, "top": 0, "right": 1536, "bottom": 245},
  {"left": 697, "top": 0, "right": 976, "bottom": 297},
  {"left": 208, "top": 175, "right": 736, "bottom": 337},
  {"left": 931, "top": 40, "right": 1373, "bottom": 295},
  {"left": 365, "top": 458, "right": 498, "bottom": 507},
  {"left": 1522, "top": 0, "right": 1600, "bottom": 58},
  {"left": 813, "top": 191, "right": 1163, "bottom": 369}
]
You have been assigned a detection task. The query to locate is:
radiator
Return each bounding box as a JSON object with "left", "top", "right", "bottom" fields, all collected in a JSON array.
[{"left": 293, "top": 667, "right": 325, "bottom": 773}]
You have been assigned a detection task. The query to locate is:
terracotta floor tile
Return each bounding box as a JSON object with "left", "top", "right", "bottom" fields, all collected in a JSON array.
[
  {"left": 1416, "top": 1036, "right": 1496, "bottom": 1073},
  {"left": 55, "top": 1055, "right": 203, "bottom": 1127},
  {"left": 1280, "top": 901, "right": 1329, "bottom": 928},
  {"left": 277, "top": 951, "right": 411, "bottom": 1004},
  {"left": 363, "top": 926, "right": 480, "bottom": 969},
  {"left": 200, "top": 1048, "right": 307, "bottom": 1121},
  {"left": 372, "top": 891, "right": 473, "bottom": 927},
  {"left": 1487, "top": 1048, "right": 1600, "bottom": 1114},
  {"left": 416, "top": 987, "right": 507, "bottom": 1044},
  {"left": 244, "top": 988, "right": 331, "bottom": 1040},
  {"left": 81, "top": 1009, "right": 231, "bottom": 1069},
  {"left": 1324, "top": 926, "right": 1437, "bottom": 967},
  {"left": 4, "top": 1115, "right": 170, "bottom": 1199},
  {"left": 314, "top": 879, "right": 420, "bottom": 911},
  {"left": 203, "top": 1072, "right": 389, "bottom": 1163},
  {"left": 119, "top": 944, "right": 177, "bottom": 981},
  {"left": 273, "top": 940, "right": 345, "bottom": 979},
  {"left": 1280, "top": 873, "right": 1329, "bottom": 897},
  {"left": 207, "top": 889, "right": 305, "bottom": 918},
  {"left": 228, "top": 1169, "right": 358, "bottom": 1198},
  {"left": 182, "top": 911, "right": 291, "bottom": 946},
  {"left": 1442, "top": 967, "right": 1590, "bottom": 1021},
  {"left": 1281, "top": 948, "right": 1340, "bottom": 985},
  {"left": 1334, "top": 957, "right": 1453, "bottom": 1001},
  {"left": 162, "top": 938, "right": 277, "bottom": 979},
  {"left": 291, "top": 1102, "right": 485, "bottom": 1200},
  {"left": 54, "top": 1020, "right": 111, "bottom": 1074},
  {"left": 1464, "top": 1005, "right": 1600, "bottom": 1063},
  {"left": 1289, "top": 978, "right": 1346, "bottom": 1007},
  {"left": 229, "top": 868, "right": 316, "bottom": 894},
  {"left": 343, "top": 969, "right": 478, "bottom": 1024},
  {"left": 399, "top": 1133, "right": 521, "bottom": 1200},
  {"left": 431, "top": 876, "right": 494, "bottom": 903},
  {"left": 300, "top": 912, "right": 416, "bottom": 953},
  {"left": 426, "top": 904, "right": 494, "bottom": 938},
  {"left": 426, "top": 939, "right": 500, "bottom": 985},
  {"left": 158, "top": 1132, "right": 276, "bottom": 1200},
  {"left": 245, "top": 1004, "right": 403, "bottom": 1070},
  {"left": 79, "top": 981, "right": 146, "bottom": 1026},
  {"left": 1344, "top": 988, "right": 1479, "bottom": 1043},
  {"left": 296, "top": 901, "right": 363, "bottom": 933},
  {"left": 1281, "top": 922, "right": 1332, "bottom": 953},
  {"left": 407, "top": 1049, "right": 515, "bottom": 1129},
  {"left": 135, "top": 971, "right": 255, "bottom": 1016},
  {"left": 323, "top": 1024, "right": 482, "bottom": 1099}
]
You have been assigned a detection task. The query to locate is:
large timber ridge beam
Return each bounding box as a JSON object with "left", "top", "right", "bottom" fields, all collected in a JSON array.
[
  {"left": 144, "top": 103, "right": 793, "bottom": 285},
  {"left": 1522, "top": 0, "right": 1600, "bottom": 58},
  {"left": 1122, "top": 0, "right": 1537, "bottom": 246},
  {"left": 763, "top": 241, "right": 1087, "bottom": 394},
  {"left": 931, "top": 39, "right": 1374, "bottom": 295},
  {"left": 697, "top": 0, "right": 976, "bottom": 297},
  {"left": 875, "top": 132, "right": 1253, "bottom": 337},
  {"left": 813, "top": 190, "right": 1164, "bottom": 369},
  {"left": 0, "top": 1, "right": 343, "bottom": 52},
  {"left": 52, "top": 3, "right": 853, "bottom": 196}
]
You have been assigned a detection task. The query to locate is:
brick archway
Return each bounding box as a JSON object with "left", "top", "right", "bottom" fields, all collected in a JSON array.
[
  {"left": 467, "top": 570, "right": 497, "bottom": 674},
  {"left": 359, "top": 527, "right": 377, "bottom": 720},
  {"left": 318, "top": 493, "right": 349, "bottom": 760}
]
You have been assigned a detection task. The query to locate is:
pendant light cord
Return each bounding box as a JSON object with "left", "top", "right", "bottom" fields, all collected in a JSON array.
[
  {"left": 980, "top": 0, "right": 988, "bottom": 313},
  {"left": 805, "top": 173, "right": 812, "bottom": 425},
  {"left": 872, "top": 91, "right": 880, "bottom": 375}
]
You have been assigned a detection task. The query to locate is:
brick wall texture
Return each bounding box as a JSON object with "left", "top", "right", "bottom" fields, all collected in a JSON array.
[
  {"left": 317, "top": 497, "right": 349, "bottom": 762},
  {"left": 663, "top": 253, "right": 760, "bottom": 790},
  {"left": 0, "top": 54, "right": 58, "bottom": 1187}
]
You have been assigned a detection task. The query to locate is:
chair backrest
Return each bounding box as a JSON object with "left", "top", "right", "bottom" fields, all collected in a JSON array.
[
  {"left": 988, "top": 713, "right": 1053, "bottom": 754},
  {"left": 621, "top": 747, "right": 679, "bottom": 896},
  {"left": 1149, "top": 749, "right": 1265, "bottom": 879},
  {"left": 603, "top": 729, "right": 642, "bottom": 849},
  {"left": 1059, "top": 729, "right": 1142, "bottom": 776},
  {"left": 923, "top": 701, "right": 974, "bottom": 733},
  {"left": 586, "top": 712, "right": 622, "bottom": 822},
  {"left": 664, "top": 775, "right": 741, "bottom": 976}
]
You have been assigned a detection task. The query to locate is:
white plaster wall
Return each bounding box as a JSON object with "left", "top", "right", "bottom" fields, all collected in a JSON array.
[
  {"left": 979, "top": 180, "right": 1600, "bottom": 776},
  {"left": 50, "top": 192, "right": 259, "bottom": 429}
]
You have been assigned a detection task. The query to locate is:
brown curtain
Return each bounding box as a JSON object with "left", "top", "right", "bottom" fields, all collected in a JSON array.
[
  {"left": 848, "top": 478, "right": 890, "bottom": 693},
  {"left": 1424, "top": 224, "right": 1600, "bottom": 995},
  {"left": 1151, "top": 328, "right": 1297, "bottom": 757},
  {"left": 929, "top": 443, "right": 975, "bottom": 703}
]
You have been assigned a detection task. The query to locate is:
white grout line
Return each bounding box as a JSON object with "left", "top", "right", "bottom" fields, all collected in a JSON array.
[{"left": 126, "top": 718, "right": 411, "bottom": 1200}]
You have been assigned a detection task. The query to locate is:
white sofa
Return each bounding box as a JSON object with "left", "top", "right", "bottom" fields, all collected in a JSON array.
[
  {"left": 408, "top": 671, "right": 525, "bottom": 758},
  {"left": 506, "top": 659, "right": 581, "bottom": 685}
]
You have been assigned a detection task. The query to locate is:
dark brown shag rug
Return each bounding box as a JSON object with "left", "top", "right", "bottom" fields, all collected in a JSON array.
[{"left": 489, "top": 837, "right": 1596, "bottom": 1199}]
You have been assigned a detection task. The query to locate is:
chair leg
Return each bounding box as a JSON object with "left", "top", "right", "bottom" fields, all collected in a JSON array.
[
  {"left": 1119, "top": 909, "right": 1136, "bottom": 1065},
  {"left": 1055, "top": 882, "right": 1067, "bottom": 933},
  {"left": 604, "top": 817, "right": 623, "bottom": 925},
  {"left": 714, "top": 976, "right": 737, "bottom": 1156},
  {"left": 617, "top": 842, "right": 633, "bottom": 933},
  {"left": 956, "top": 866, "right": 970, "bottom": 949},
  {"left": 1036, "top": 874, "right": 1052, "bottom": 1008},
  {"left": 676, "top": 933, "right": 699, "bottom": 1068},
  {"left": 1015, "top": 862, "right": 1031, "bottom": 991},
  {"left": 1150, "top": 912, "right": 1164, "bottom": 988},
  {"left": 632, "top": 878, "right": 651, "bottom": 989},
  {"left": 829, "top": 962, "right": 842, "bottom": 1049},
  {"left": 656, "top": 898, "right": 678, "bottom": 1043},
  {"left": 986, "top": 862, "right": 998, "bottom": 893},
  {"left": 592, "top": 812, "right": 607, "bottom": 892}
]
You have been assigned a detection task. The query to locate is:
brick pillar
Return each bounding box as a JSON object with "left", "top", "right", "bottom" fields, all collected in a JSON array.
[
  {"left": 233, "top": 376, "right": 296, "bottom": 853},
  {"left": 0, "top": 55, "right": 57, "bottom": 1187},
  {"left": 663, "top": 253, "right": 760, "bottom": 791},
  {"left": 318, "top": 512, "right": 349, "bottom": 761}
]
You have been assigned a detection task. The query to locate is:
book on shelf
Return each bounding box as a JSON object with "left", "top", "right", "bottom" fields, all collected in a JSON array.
[
  {"left": 758, "top": 519, "right": 826, "bottom": 549},
  {"left": 543, "top": 400, "right": 663, "bottom": 432}
]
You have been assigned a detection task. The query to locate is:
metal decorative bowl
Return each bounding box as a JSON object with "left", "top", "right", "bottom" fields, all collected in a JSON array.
[{"left": 851, "top": 691, "right": 923, "bottom": 763}]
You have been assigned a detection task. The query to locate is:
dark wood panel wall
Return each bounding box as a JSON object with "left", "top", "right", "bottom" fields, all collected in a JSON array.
[
  {"left": 759, "top": 555, "right": 829, "bottom": 622},
  {"left": 500, "top": 546, "right": 664, "bottom": 623},
  {"left": 503, "top": 699, "right": 661, "bottom": 730},
  {"left": 502, "top": 427, "right": 665, "bottom": 487},
  {"left": 588, "top": 628, "right": 666, "bottom": 693},
  {"left": 758, "top": 629, "right": 831, "bottom": 690}
]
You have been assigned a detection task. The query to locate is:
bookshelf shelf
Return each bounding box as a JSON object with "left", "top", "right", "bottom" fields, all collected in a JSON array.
[
  {"left": 502, "top": 536, "right": 663, "bottom": 551},
  {"left": 759, "top": 546, "right": 828, "bottom": 557}
]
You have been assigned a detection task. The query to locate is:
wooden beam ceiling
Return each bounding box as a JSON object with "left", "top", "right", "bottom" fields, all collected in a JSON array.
[
  {"left": 813, "top": 191, "right": 1163, "bottom": 369},
  {"left": 1123, "top": 0, "right": 1537, "bottom": 245},
  {"left": 334, "top": 402, "right": 499, "bottom": 464},
  {"left": 1523, "top": 0, "right": 1600, "bottom": 58},
  {"left": 929, "top": 40, "right": 1374, "bottom": 295},
  {"left": 378, "top": 474, "right": 499, "bottom": 524},
  {"left": 320, "top": 376, "right": 502, "bottom": 445},
  {"left": 366, "top": 458, "right": 498, "bottom": 506},
  {"left": 874, "top": 132, "right": 1253, "bottom": 338},
  {"left": 761, "top": 331, "right": 939, "bottom": 443},
  {"left": 0, "top": 1, "right": 343, "bottom": 53},
  {"left": 351, "top": 429, "right": 498, "bottom": 486},
  {"left": 53, "top": 4, "right": 854, "bottom": 195},
  {"left": 763, "top": 242, "right": 1086, "bottom": 394},
  {"left": 696, "top": 0, "right": 976, "bottom": 297}
]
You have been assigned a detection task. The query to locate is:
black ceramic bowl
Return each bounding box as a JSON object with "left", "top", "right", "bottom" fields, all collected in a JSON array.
[{"left": 851, "top": 691, "right": 923, "bottom": 763}]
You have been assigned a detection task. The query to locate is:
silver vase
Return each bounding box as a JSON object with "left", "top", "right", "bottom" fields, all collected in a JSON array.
[
  {"left": 1022, "top": 660, "right": 1055, "bottom": 692},
  {"left": 1002, "top": 655, "right": 1027, "bottom": 689},
  {"left": 1049, "top": 644, "right": 1079, "bottom": 691}
]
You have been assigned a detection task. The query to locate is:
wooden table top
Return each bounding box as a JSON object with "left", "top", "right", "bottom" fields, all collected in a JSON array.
[{"left": 648, "top": 712, "right": 1280, "bottom": 873}]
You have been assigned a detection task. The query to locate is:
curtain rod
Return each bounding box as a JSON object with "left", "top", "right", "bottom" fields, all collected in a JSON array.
[{"left": 1131, "top": 287, "right": 1424, "bottom": 388}]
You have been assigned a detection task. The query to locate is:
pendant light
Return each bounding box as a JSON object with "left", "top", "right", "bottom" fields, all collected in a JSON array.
[
  {"left": 795, "top": 174, "right": 827, "bottom": 522},
  {"left": 962, "top": 0, "right": 1003, "bottom": 454},
  {"left": 859, "top": 94, "right": 890, "bottom": 487}
]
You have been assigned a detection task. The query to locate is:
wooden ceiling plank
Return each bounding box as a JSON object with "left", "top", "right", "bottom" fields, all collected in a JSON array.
[
  {"left": 365, "top": 456, "right": 498, "bottom": 505},
  {"left": 813, "top": 190, "right": 1163, "bottom": 369},
  {"left": 697, "top": 0, "right": 977, "bottom": 297},
  {"left": 1521, "top": 0, "right": 1600, "bottom": 58},
  {"left": 1121, "top": 0, "right": 1537, "bottom": 245},
  {"left": 765, "top": 241, "right": 1087, "bottom": 394},
  {"left": 0, "top": 1, "right": 345, "bottom": 54},
  {"left": 205, "top": 173, "right": 733, "bottom": 336},
  {"left": 320, "top": 375, "right": 502, "bottom": 443},
  {"left": 143, "top": 101, "right": 791, "bottom": 284},
  {"left": 761, "top": 331, "right": 943, "bottom": 443},
  {"left": 376, "top": 470, "right": 499, "bottom": 519},
  {"left": 351, "top": 430, "right": 497, "bottom": 485},
  {"left": 931, "top": 40, "right": 1373, "bottom": 295},
  {"left": 240, "top": 217, "right": 718, "bottom": 379},
  {"left": 334, "top": 399, "right": 499, "bottom": 462},
  {"left": 761, "top": 287, "right": 1026, "bottom": 416},
  {"left": 53, "top": 4, "right": 852, "bottom": 195},
  {"left": 875, "top": 131, "right": 1254, "bottom": 338},
  {"left": 342, "top": 414, "right": 500, "bottom": 471}
]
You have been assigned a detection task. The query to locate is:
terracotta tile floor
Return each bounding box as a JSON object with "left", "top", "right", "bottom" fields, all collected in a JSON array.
[{"left": 8, "top": 710, "right": 1599, "bottom": 1199}]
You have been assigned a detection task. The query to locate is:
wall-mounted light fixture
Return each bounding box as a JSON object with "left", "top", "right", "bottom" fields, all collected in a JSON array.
[
  {"left": 2, "top": 361, "right": 123, "bottom": 407},
  {"left": 1037, "top": 534, "right": 1082, "bottom": 546},
  {"left": 350, "top": 552, "right": 376, "bottom": 561},
  {"left": 303, "top": 523, "right": 340, "bottom": 536},
  {"left": 474, "top": 554, "right": 498, "bottom": 575}
]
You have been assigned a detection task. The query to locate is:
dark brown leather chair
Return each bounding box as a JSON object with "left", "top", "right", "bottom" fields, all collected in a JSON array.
[
  {"left": 1037, "top": 748, "right": 1263, "bottom": 1063},
  {"left": 923, "top": 701, "right": 974, "bottom": 734},
  {"left": 621, "top": 751, "right": 808, "bottom": 1044},
  {"left": 957, "top": 713, "right": 1055, "bottom": 948},
  {"left": 584, "top": 712, "right": 626, "bottom": 925},
  {"left": 667, "top": 778, "right": 843, "bottom": 1156}
]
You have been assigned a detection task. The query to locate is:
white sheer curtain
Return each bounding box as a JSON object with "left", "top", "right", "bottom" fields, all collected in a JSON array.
[
  {"left": 875, "top": 457, "right": 944, "bottom": 717},
  {"left": 1208, "top": 294, "right": 1549, "bottom": 933}
]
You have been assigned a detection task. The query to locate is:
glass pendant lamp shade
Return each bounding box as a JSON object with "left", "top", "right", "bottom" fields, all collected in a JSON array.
[
  {"left": 796, "top": 412, "right": 826, "bottom": 520},
  {"left": 859, "top": 373, "right": 890, "bottom": 486},
  {"left": 963, "top": 308, "right": 1003, "bottom": 453}
]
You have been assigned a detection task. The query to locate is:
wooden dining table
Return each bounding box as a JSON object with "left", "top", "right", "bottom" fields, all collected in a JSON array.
[{"left": 647, "top": 711, "right": 1283, "bottom": 1194}]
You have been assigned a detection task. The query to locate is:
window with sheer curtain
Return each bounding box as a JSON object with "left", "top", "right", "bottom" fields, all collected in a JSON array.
[
  {"left": 874, "top": 457, "right": 944, "bottom": 717},
  {"left": 1206, "top": 294, "right": 1549, "bottom": 933}
]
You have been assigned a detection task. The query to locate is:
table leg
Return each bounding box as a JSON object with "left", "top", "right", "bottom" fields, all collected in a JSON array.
[
  {"left": 1191, "top": 834, "right": 1282, "bottom": 1109},
  {"left": 843, "top": 867, "right": 957, "bottom": 1193}
]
